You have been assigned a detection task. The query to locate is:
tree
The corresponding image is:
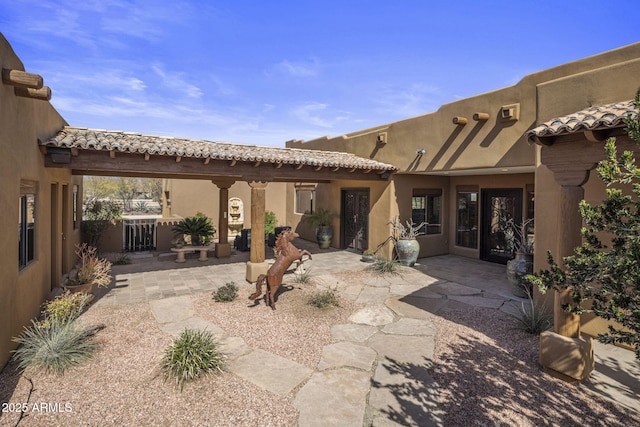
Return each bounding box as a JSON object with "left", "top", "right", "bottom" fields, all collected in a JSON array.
[{"left": 527, "top": 88, "right": 640, "bottom": 359}]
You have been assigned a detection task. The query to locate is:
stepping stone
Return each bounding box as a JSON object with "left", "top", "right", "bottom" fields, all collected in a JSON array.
[
  {"left": 428, "top": 281, "right": 482, "bottom": 296},
  {"left": 356, "top": 286, "right": 389, "bottom": 304},
  {"left": 219, "top": 336, "right": 251, "bottom": 360},
  {"left": 448, "top": 295, "right": 504, "bottom": 309},
  {"left": 331, "top": 324, "right": 378, "bottom": 342},
  {"left": 388, "top": 296, "right": 446, "bottom": 319},
  {"left": 227, "top": 349, "right": 312, "bottom": 396},
  {"left": 294, "top": 368, "right": 370, "bottom": 427},
  {"left": 160, "top": 316, "right": 225, "bottom": 338},
  {"left": 317, "top": 341, "right": 377, "bottom": 371},
  {"left": 349, "top": 304, "right": 395, "bottom": 326},
  {"left": 370, "top": 355, "right": 443, "bottom": 427},
  {"left": 382, "top": 318, "right": 436, "bottom": 337},
  {"left": 149, "top": 295, "right": 194, "bottom": 323},
  {"left": 368, "top": 333, "right": 435, "bottom": 364}
]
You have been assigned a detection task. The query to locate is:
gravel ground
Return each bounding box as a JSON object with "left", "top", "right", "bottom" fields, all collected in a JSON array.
[{"left": 0, "top": 272, "right": 636, "bottom": 426}]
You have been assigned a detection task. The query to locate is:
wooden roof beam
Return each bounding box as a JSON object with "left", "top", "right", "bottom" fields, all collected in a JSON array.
[
  {"left": 14, "top": 86, "right": 51, "bottom": 101},
  {"left": 2, "top": 68, "right": 43, "bottom": 88}
]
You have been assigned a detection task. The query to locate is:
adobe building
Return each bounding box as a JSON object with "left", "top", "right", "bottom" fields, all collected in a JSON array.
[
  {"left": 0, "top": 34, "right": 83, "bottom": 368},
  {"left": 2, "top": 26, "right": 639, "bottom": 379}
]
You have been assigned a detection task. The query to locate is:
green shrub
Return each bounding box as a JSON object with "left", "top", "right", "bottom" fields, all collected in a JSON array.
[
  {"left": 160, "top": 328, "right": 225, "bottom": 391},
  {"left": 212, "top": 282, "right": 239, "bottom": 302},
  {"left": 39, "top": 291, "right": 91, "bottom": 329},
  {"left": 308, "top": 288, "right": 340, "bottom": 308},
  {"left": 365, "top": 256, "right": 399, "bottom": 274},
  {"left": 112, "top": 253, "right": 131, "bottom": 265},
  {"left": 12, "top": 319, "right": 103, "bottom": 375}
]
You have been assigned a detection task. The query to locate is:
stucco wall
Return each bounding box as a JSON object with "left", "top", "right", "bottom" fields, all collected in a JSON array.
[
  {"left": 165, "top": 179, "right": 289, "bottom": 240},
  {"left": 0, "top": 33, "right": 78, "bottom": 368}
]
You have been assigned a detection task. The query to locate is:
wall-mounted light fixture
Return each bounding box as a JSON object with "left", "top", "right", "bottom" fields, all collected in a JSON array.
[
  {"left": 452, "top": 116, "right": 468, "bottom": 125},
  {"left": 500, "top": 103, "right": 520, "bottom": 121},
  {"left": 416, "top": 148, "right": 426, "bottom": 155},
  {"left": 377, "top": 132, "right": 387, "bottom": 144}
]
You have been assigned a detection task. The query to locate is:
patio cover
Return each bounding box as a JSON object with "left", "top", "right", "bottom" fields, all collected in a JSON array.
[{"left": 40, "top": 126, "right": 397, "bottom": 182}]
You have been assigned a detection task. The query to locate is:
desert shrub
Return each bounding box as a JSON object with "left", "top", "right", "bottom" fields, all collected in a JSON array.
[
  {"left": 308, "top": 288, "right": 340, "bottom": 308},
  {"left": 112, "top": 253, "right": 131, "bottom": 265},
  {"left": 510, "top": 290, "right": 552, "bottom": 335},
  {"left": 212, "top": 282, "right": 239, "bottom": 302},
  {"left": 293, "top": 268, "right": 313, "bottom": 285},
  {"left": 365, "top": 256, "right": 399, "bottom": 274},
  {"left": 160, "top": 328, "right": 225, "bottom": 391},
  {"left": 12, "top": 319, "right": 103, "bottom": 375},
  {"left": 39, "top": 291, "right": 91, "bottom": 329}
]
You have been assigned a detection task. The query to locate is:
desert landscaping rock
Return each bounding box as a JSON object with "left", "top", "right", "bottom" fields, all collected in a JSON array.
[
  {"left": 317, "top": 341, "right": 377, "bottom": 371},
  {"left": 160, "top": 316, "right": 225, "bottom": 337},
  {"left": 331, "top": 323, "right": 378, "bottom": 342},
  {"left": 368, "top": 333, "right": 436, "bottom": 364},
  {"left": 388, "top": 295, "right": 447, "bottom": 318},
  {"left": 149, "top": 295, "right": 194, "bottom": 323},
  {"left": 294, "top": 368, "right": 371, "bottom": 427},
  {"left": 219, "top": 336, "right": 252, "bottom": 360},
  {"left": 382, "top": 317, "right": 436, "bottom": 336},
  {"left": 227, "top": 349, "right": 313, "bottom": 396},
  {"left": 349, "top": 304, "right": 396, "bottom": 326},
  {"left": 356, "top": 286, "right": 390, "bottom": 304}
]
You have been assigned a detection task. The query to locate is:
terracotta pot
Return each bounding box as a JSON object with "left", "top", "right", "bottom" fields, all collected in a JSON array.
[
  {"left": 396, "top": 238, "right": 420, "bottom": 267},
  {"left": 507, "top": 252, "right": 534, "bottom": 297}
]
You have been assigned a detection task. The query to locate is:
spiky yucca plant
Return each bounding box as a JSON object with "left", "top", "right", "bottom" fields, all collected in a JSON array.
[
  {"left": 365, "top": 256, "right": 399, "bottom": 275},
  {"left": 12, "top": 319, "right": 103, "bottom": 375},
  {"left": 160, "top": 328, "right": 225, "bottom": 391},
  {"left": 172, "top": 215, "right": 215, "bottom": 246}
]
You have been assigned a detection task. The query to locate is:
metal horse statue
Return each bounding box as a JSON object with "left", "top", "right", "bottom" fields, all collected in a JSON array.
[{"left": 249, "top": 229, "right": 312, "bottom": 309}]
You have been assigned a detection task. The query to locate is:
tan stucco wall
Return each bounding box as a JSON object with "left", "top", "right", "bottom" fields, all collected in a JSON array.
[
  {"left": 1, "top": 33, "right": 79, "bottom": 368},
  {"left": 164, "top": 179, "right": 289, "bottom": 242}
]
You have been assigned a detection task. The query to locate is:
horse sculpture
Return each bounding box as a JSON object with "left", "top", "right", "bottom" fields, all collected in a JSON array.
[{"left": 248, "top": 229, "right": 312, "bottom": 309}]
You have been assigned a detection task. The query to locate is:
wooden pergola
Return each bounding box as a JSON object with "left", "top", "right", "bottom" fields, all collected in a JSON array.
[{"left": 40, "top": 126, "right": 397, "bottom": 281}]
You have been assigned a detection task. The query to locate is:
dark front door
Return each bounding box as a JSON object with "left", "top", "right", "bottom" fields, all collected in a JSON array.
[
  {"left": 481, "top": 189, "right": 522, "bottom": 264},
  {"left": 341, "top": 189, "right": 369, "bottom": 251}
]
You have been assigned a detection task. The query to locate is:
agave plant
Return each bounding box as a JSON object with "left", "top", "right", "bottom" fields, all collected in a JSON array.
[{"left": 172, "top": 215, "right": 215, "bottom": 246}]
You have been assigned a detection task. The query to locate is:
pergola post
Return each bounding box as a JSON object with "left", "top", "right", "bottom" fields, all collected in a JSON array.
[
  {"left": 246, "top": 181, "right": 269, "bottom": 282},
  {"left": 538, "top": 146, "right": 595, "bottom": 381},
  {"left": 212, "top": 179, "right": 235, "bottom": 258}
]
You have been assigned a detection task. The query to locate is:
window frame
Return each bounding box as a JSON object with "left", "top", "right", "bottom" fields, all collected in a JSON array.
[
  {"left": 19, "top": 181, "right": 37, "bottom": 269},
  {"left": 455, "top": 187, "right": 478, "bottom": 249},
  {"left": 411, "top": 188, "right": 443, "bottom": 235},
  {"left": 295, "top": 183, "right": 316, "bottom": 214}
]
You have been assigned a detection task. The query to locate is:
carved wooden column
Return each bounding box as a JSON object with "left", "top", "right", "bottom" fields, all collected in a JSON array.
[
  {"left": 246, "top": 181, "right": 269, "bottom": 282},
  {"left": 212, "top": 179, "right": 235, "bottom": 258}
]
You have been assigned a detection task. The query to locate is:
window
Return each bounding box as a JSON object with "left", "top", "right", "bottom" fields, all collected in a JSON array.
[
  {"left": 295, "top": 184, "right": 316, "bottom": 214},
  {"left": 19, "top": 181, "right": 37, "bottom": 268},
  {"left": 73, "top": 185, "right": 79, "bottom": 229},
  {"left": 456, "top": 189, "right": 478, "bottom": 248},
  {"left": 411, "top": 189, "right": 442, "bottom": 235}
]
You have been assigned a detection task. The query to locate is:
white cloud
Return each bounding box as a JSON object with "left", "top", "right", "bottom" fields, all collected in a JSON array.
[
  {"left": 272, "top": 58, "right": 321, "bottom": 77},
  {"left": 151, "top": 64, "right": 202, "bottom": 99},
  {"left": 373, "top": 83, "right": 442, "bottom": 118},
  {"left": 290, "top": 102, "right": 351, "bottom": 129}
]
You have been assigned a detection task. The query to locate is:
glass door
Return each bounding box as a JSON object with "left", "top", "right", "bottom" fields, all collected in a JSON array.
[{"left": 481, "top": 189, "right": 522, "bottom": 264}]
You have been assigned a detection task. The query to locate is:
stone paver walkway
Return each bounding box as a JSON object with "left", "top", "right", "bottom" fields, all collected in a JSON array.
[{"left": 94, "top": 245, "right": 639, "bottom": 425}]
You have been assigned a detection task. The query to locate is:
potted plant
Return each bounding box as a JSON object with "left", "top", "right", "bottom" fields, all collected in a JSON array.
[
  {"left": 63, "top": 244, "right": 113, "bottom": 295},
  {"left": 171, "top": 237, "right": 186, "bottom": 249},
  {"left": 265, "top": 210, "right": 278, "bottom": 247},
  {"left": 361, "top": 248, "right": 376, "bottom": 263},
  {"left": 390, "top": 217, "right": 425, "bottom": 267},
  {"left": 172, "top": 214, "right": 215, "bottom": 246},
  {"left": 506, "top": 218, "right": 534, "bottom": 297},
  {"left": 306, "top": 208, "right": 335, "bottom": 249}
]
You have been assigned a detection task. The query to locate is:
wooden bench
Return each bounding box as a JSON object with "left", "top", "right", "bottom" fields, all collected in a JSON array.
[{"left": 170, "top": 245, "right": 215, "bottom": 263}]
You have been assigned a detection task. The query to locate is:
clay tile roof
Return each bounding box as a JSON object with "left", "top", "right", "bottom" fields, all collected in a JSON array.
[
  {"left": 526, "top": 99, "right": 637, "bottom": 140},
  {"left": 42, "top": 127, "right": 398, "bottom": 171}
]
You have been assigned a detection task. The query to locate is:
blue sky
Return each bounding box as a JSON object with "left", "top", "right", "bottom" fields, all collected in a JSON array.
[{"left": 1, "top": 1, "right": 639, "bottom": 147}]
